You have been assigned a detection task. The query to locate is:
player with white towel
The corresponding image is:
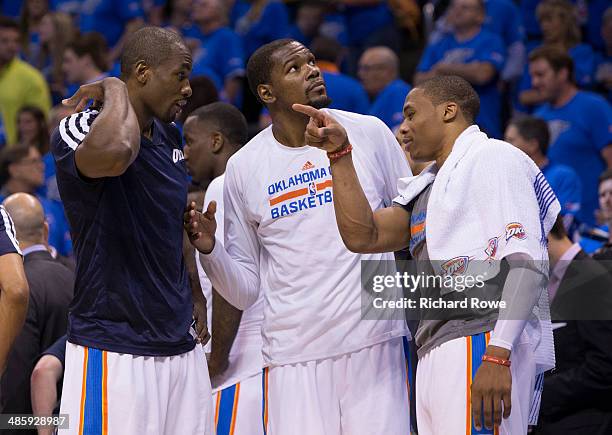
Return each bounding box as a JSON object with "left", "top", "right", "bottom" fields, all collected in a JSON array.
[{"left": 292, "top": 75, "right": 559, "bottom": 434}]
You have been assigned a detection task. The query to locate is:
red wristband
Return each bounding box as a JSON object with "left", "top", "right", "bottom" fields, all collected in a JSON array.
[
  {"left": 482, "top": 354, "right": 511, "bottom": 367},
  {"left": 327, "top": 143, "right": 353, "bottom": 161}
]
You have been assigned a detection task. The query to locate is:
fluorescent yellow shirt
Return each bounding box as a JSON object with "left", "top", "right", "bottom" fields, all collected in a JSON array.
[{"left": 0, "top": 58, "right": 51, "bottom": 145}]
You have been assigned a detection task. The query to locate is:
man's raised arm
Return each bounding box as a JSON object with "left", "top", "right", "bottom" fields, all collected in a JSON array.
[
  {"left": 62, "top": 78, "right": 141, "bottom": 178},
  {"left": 292, "top": 104, "right": 411, "bottom": 254}
]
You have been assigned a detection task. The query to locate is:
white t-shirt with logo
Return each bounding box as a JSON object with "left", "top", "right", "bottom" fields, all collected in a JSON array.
[{"left": 200, "top": 109, "right": 411, "bottom": 366}]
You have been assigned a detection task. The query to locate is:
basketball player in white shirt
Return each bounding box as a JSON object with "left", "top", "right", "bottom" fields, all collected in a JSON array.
[{"left": 185, "top": 39, "right": 412, "bottom": 434}]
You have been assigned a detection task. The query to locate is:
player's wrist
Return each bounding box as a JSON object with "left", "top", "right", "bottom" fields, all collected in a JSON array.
[
  {"left": 327, "top": 141, "right": 352, "bottom": 162},
  {"left": 484, "top": 344, "right": 511, "bottom": 360}
]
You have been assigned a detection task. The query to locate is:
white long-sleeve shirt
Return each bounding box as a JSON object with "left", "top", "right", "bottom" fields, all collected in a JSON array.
[{"left": 200, "top": 109, "right": 411, "bottom": 365}]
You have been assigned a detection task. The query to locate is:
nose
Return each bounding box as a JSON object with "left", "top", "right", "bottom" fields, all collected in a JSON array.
[
  {"left": 306, "top": 63, "right": 320, "bottom": 81},
  {"left": 399, "top": 119, "right": 410, "bottom": 136},
  {"left": 182, "top": 82, "right": 192, "bottom": 99}
]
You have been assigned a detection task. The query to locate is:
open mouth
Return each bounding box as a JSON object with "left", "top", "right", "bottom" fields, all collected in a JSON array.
[{"left": 174, "top": 99, "right": 187, "bottom": 113}]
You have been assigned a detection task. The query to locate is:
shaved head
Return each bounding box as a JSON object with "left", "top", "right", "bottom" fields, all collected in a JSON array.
[
  {"left": 360, "top": 46, "right": 399, "bottom": 71},
  {"left": 120, "top": 26, "right": 188, "bottom": 78},
  {"left": 2, "top": 193, "right": 46, "bottom": 245},
  {"left": 358, "top": 46, "right": 399, "bottom": 97}
]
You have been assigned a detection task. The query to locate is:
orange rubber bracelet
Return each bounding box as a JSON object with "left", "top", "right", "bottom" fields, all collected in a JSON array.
[
  {"left": 482, "top": 355, "right": 511, "bottom": 367},
  {"left": 328, "top": 143, "right": 353, "bottom": 161}
]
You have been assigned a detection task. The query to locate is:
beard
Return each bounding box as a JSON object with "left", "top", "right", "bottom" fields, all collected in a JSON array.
[{"left": 307, "top": 94, "right": 332, "bottom": 109}]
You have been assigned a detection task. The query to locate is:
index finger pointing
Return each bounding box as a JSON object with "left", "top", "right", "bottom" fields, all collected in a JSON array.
[{"left": 292, "top": 104, "right": 326, "bottom": 123}]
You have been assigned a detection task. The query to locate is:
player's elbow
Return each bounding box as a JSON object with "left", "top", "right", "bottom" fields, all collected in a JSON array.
[
  {"left": 342, "top": 235, "right": 376, "bottom": 254},
  {"left": 31, "top": 357, "right": 61, "bottom": 385},
  {"left": 2, "top": 279, "right": 29, "bottom": 307},
  {"left": 104, "top": 143, "right": 137, "bottom": 176}
]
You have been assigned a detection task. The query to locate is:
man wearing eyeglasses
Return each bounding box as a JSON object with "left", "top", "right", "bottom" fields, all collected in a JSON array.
[{"left": 0, "top": 145, "right": 71, "bottom": 257}]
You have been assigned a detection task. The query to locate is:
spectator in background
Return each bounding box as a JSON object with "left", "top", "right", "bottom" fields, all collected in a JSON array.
[
  {"left": 414, "top": 0, "right": 505, "bottom": 138},
  {"left": 36, "top": 12, "right": 77, "bottom": 103},
  {"left": 0, "top": 16, "right": 51, "bottom": 145},
  {"left": 161, "top": 0, "right": 193, "bottom": 33},
  {"left": 0, "top": 145, "right": 71, "bottom": 256},
  {"left": 30, "top": 335, "right": 67, "bottom": 435},
  {"left": 188, "top": 0, "right": 244, "bottom": 105},
  {"left": 594, "top": 7, "right": 612, "bottom": 101},
  {"left": 16, "top": 106, "right": 58, "bottom": 201},
  {"left": 535, "top": 217, "right": 612, "bottom": 435},
  {"left": 62, "top": 32, "right": 109, "bottom": 99},
  {"left": 505, "top": 115, "right": 581, "bottom": 227},
  {"left": 592, "top": 169, "right": 612, "bottom": 260},
  {"left": 431, "top": 0, "right": 525, "bottom": 82},
  {"left": 79, "top": 0, "right": 144, "bottom": 62},
  {"left": 289, "top": 2, "right": 326, "bottom": 47},
  {"left": 528, "top": 46, "right": 612, "bottom": 227},
  {"left": 519, "top": 0, "right": 596, "bottom": 108},
  {"left": 358, "top": 46, "right": 410, "bottom": 132},
  {"left": 231, "top": 0, "right": 290, "bottom": 58},
  {"left": 18, "top": 0, "right": 49, "bottom": 65},
  {"left": 0, "top": 193, "right": 73, "bottom": 434},
  {"left": 341, "top": 0, "right": 398, "bottom": 75},
  {"left": 310, "top": 36, "right": 369, "bottom": 114}
]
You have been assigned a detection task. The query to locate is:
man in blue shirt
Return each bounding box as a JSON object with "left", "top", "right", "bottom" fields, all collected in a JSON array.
[
  {"left": 415, "top": 0, "right": 506, "bottom": 138},
  {"left": 230, "top": 0, "right": 290, "bottom": 58},
  {"left": 79, "top": 0, "right": 144, "bottom": 61},
  {"left": 505, "top": 115, "right": 581, "bottom": 228},
  {"left": 0, "top": 145, "right": 72, "bottom": 256},
  {"left": 358, "top": 46, "right": 411, "bottom": 132},
  {"left": 186, "top": 0, "right": 244, "bottom": 106},
  {"left": 529, "top": 46, "right": 612, "bottom": 227},
  {"left": 0, "top": 204, "right": 28, "bottom": 376},
  {"left": 310, "top": 36, "right": 369, "bottom": 115},
  {"left": 51, "top": 27, "right": 212, "bottom": 434}
]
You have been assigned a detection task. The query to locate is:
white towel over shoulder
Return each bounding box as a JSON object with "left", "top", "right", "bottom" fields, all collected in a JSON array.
[{"left": 394, "top": 125, "right": 560, "bottom": 373}]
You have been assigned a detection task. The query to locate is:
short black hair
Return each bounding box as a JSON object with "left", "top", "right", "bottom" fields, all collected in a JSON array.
[
  {"left": 549, "top": 214, "right": 568, "bottom": 240},
  {"left": 416, "top": 75, "right": 480, "bottom": 123},
  {"left": 599, "top": 168, "right": 612, "bottom": 187},
  {"left": 508, "top": 115, "right": 550, "bottom": 155},
  {"left": 120, "top": 26, "right": 187, "bottom": 78},
  {"left": 188, "top": 102, "right": 248, "bottom": 147},
  {"left": 246, "top": 38, "right": 297, "bottom": 102},
  {"left": 67, "top": 32, "right": 109, "bottom": 72},
  {"left": 0, "top": 15, "right": 19, "bottom": 31},
  {"left": 0, "top": 144, "right": 32, "bottom": 186}
]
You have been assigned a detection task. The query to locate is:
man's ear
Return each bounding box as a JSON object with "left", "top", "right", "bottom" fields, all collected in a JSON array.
[
  {"left": 442, "top": 102, "right": 459, "bottom": 122},
  {"left": 211, "top": 132, "right": 225, "bottom": 154},
  {"left": 134, "top": 61, "right": 150, "bottom": 85},
  {"left": 258, "top": 84, "right": 276, "bottom": 105}
]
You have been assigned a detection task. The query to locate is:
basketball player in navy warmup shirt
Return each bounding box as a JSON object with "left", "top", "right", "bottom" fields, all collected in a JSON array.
[
  {"left": 0, "top": 205, "right": 29, "bottom": 376},
  {"left": 50, "top": 27, "right": 213, "bottom": 434}
]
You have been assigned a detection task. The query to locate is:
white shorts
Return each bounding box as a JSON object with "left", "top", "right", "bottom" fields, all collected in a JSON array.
[
  {"left": 263, "top": 337, "right": 410, "bottom": 435},
  {"left": 212, "top": 371, "right": 264, "bottom": 435},
  {"left": 416, "top": 332, "right": 536, "bottom": 435},
  {"left": 59, "top": 342, "right": 214, "bottom": 435}
]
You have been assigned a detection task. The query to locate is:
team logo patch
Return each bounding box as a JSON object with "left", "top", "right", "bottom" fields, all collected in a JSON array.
[
  {"left": 172, "top": 149, "right": 185, "bottom": 163},
  {"left": 484, "top": 237, "right": 498, "bottom": 258},
  {"left": 441, "top": 256, "right": 469, "bottom": 276},
  {"left": 302, "top": 161, "right": 315, "bottom": 170},
  {"left": 505, "top": 222, "right": 526, "bottom": 241},
  {"left": 308, "top": 182, "right": 317, "bottom": 196}
]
